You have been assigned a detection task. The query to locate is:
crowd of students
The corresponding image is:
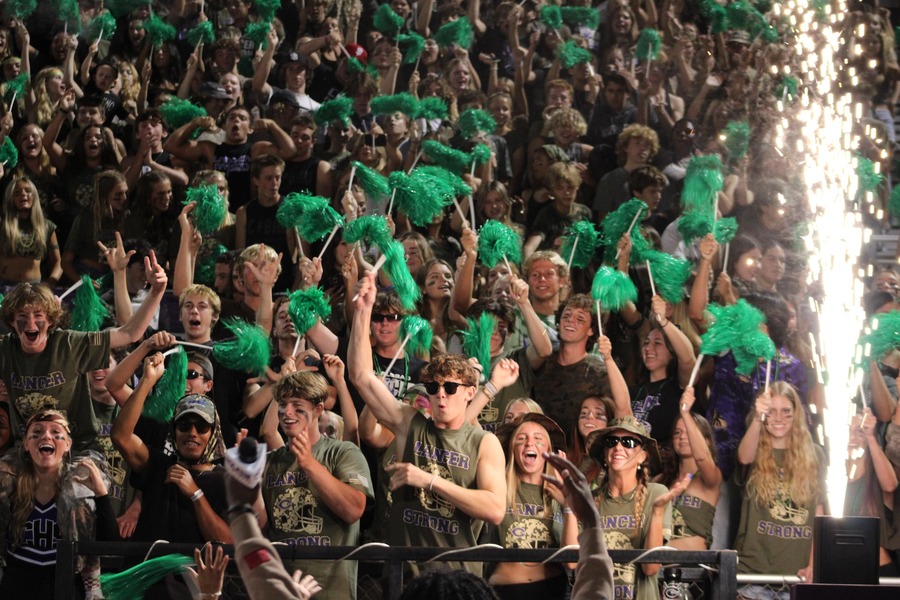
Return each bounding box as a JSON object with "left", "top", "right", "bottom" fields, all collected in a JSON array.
[{"left": 0, "top": 0, "right": 898, "bottom": 599}]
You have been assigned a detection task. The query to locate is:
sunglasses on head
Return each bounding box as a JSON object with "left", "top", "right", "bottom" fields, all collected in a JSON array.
[
  {"left": 175, "top": 418, "right": 212, "bottom": 434},
  {"left": 604, "top": 435, "right": 643, "bottom": 449},
  {"left": 372, "top": 313, "right": 402, "bottom": 323},
  {"left": 186, "top": 369, "right": 206, "bottom": 380},
  {"left": 424, "top": 381, "right": 468, "bottom": 396}
]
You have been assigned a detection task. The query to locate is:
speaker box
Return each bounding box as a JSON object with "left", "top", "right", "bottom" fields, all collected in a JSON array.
[{"left": 813, "top": 515, "right": 879, "bottom": 585}]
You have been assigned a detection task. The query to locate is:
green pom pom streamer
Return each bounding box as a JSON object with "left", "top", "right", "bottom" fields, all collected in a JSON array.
[
  {"left": 245, "top": 20, "right": 272, "bottom": 49},
  {"left": 423, "top": 140, "right": 471, "bottom": 173},
  {"left": 212, "top": 319, "right": 272, "bottom": 375},
  {"left": 714, "top": 217, "right": 738, "bottom": 244},
  {"left": 400, "top": 315, "right": 433, "bottom": 357},
  {"left": 195, "top": 244, "right": 228, "bottom": 287},
  {"left": 142, "top": 347, "right": 188, "bottom": 422},
  {"left": 699, "top": 0, "right": 728, "bottom": 33},
  {"left": 297, "top": 195, "right": 344, "bottom": 243},
  {"left": 855, "top": 153, "right": 884, "bottom": 192},
  {"left": 70, "top": 275, "right": 110, "bottom": 332},
  {"left": 775, "top": 76, "right": 798, "bottom": 102},
  {"left": 591, "top": 266, "right": 637, "bottom": 312},
  {"left": 635, "top": 28, "right": 662, "bottom": 62},
  {"left": 107, "top": 0, "right": 148, "bottom": 18},
  {"left": 390, "top": 171, "right": 449, "bottom": 226},
  {"left": 858, "top": 311, "right": 900, "bottom": 370},
  {"left": 560, "top": 221, "right": 601, "bottom": 269},
  {"left": 677, "top": 211, "right": 712, "bottom": 244},
  {"left": 478, "top": 220, "right": 522, "bottom": 268},
  {"left": 539, "top": 5, "right": 563, "bottom": 30},
  {"left": 144, "top": 13, "right": 177, "bottom": 48},
  {"left": 185, "top": 185, "right": 227, "bottom": 234},
  {"left": 644, "top": 250, "right": 692, "bottom": 303},
  {"left": 413, "top": 166, "right": 472, "bottom": 197},
  {"left": 277, "top": 192, "right": 312, "bottom": 229},
  {"left": 0, "top": 136, "right": 19, "bottom": 167},
  {"left": 560, "top": 6, "right": 601, "bottom": 29},
  {"left": 457, "top": 109, "right": 496, "bottom": 139},
  {"left": 255, "top": 0, "right": 281, "bottom": 23},
  {"left": 351, "top": 161, "right": 391, "bottom": 203},
  {"left": 371, "top": 92, "right": 419, "bottom": 118},
  {"left": 187, "top": 20, "right": 215, "bottom": 46},
  {"left": 601, "top": 199, "right": 649, "bottom": 264},
  {"left": 415, "top": 97, "right": 448, "bottom": 120},
  {"left": 57, "top": 0, "right": 80, "bottom": 30},
  {"left": 3, "top": 73, "right": 29, "bottom": 104},
  {"left": 682, "top": 154, "right": 724, "bottom": 213},
  {"left": 288, "top": 287, "right": 332, "bottom": 336},
  {"left": 557, "top": 40, "right": 593, "bottom": 69},
  {"left": 470, "top": 143, "right": 492, "bottom": 167},
  {"left": 374, "top": 4, "right": 404, "bottom": 37},
  {"left": 342, "top": 215, "right": 393, "bottom": 249},
  {"left": 88, "top": 12, "right": 117, "bottom": 41},
  {"left": 3, "top": 0, "right": 36, "bottom": 20},
  {"left": 101, "top": 554, "right": 194, "bottom": 600},
  {"left": 398, "top": 32, "right": 425, "bottom": 64},
  {"left": 722, "top": 121, "right": 750, "bottom": 161},
  {"left": 890, "top": 185, "right": 900, "bottom": 217},
  {"left": 382, "top": 240, "right": 421, "bottom": 310},
  {"left": 159, "top": 98, "right": 207, "bottom": 130},
  {"left": 461, "top": 313, "right": 497, "bottom": 381},
  {"left": 434, "top": 17, "right": 473, "bottom": 49},
  {"left": 314, "top": 96, "right": 353, "bottom": 128},
  {"left": 701, "top": 300, "right": 774, "bottom": 375}
]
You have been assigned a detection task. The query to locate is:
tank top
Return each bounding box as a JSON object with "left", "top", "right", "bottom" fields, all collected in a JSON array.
[
  {"left": 671, "top": 492, "right": 716, "bottom": 547},
  {"left": 281, "top": 155, "right": 322, "bottom": 196},
  {"left": 213, "top": 141, "right": 253, "bottom": 210},
  {"left": 242, "top": 199, "right": 293, "bottom": 292}
]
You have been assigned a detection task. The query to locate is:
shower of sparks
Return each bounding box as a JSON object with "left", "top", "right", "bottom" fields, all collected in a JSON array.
[{"left": 773, "top": 0, "right": 871, "bottom": 516}]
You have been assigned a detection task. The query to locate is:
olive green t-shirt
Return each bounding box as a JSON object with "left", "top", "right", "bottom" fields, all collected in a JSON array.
[
  {"left": 492, "top": 481, "right": 564, "bottom": 549},
  {"left": 93, "top": 400, "right": 136, "bottom": 517},
  {"left": 262, "top": 439, "right": 373, "bottom": 600},
  {"left": 0, "top": 329, "right": 111, "bottom": 450},
  {"left": 596, "top": 482, "right": 672, "bottom": 600}
]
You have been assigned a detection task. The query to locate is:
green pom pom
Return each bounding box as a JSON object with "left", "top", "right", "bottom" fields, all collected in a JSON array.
[
  {"left": 859, "top": 311, "right": 900, "bottom": 368},
  {"left": 255, "top": 0, "right": 281, "bottom": 22},
  {"left": 195, "top": 243, "right": 227, "bottom": 287},
  {"left": 371, "top": 92, "right": 419, "bottom": 117},
  {"left": 382, "top": 240, "right": 421, "bottom": 310},
  {"left": 374, "top": 4, "right": 404, "bottom": 37},
  {"left": 560, "top": 221, "right": 601, "bottom": 268},
  {"left": 185, "top": 185, "right": 227, "bottom": 234},
  {"left": 314, "top": 96, "right": 353, "bottom": 128},
  {"left": 557, "top": 40, "right": 593, "bottom": 69},
  {"left": 413, "top": 166, "right": 472, "bottom": 197},
  {"left": 714, "top": 217, "right": 738, "bottom": 244},
  {"left": 591, "top": 266, "right": 637, "bottom": 311},
  {"left": 87, "top": 12, "right": 117, "bottom": 41},
  {"left": 70, "top": 275, "right": 110, "bottom": 332},
  {"left": 760, "top": 24, "right": 779, "bottom": 43},
  {"left": 3, "top": 0, "right": 36, "bottom": 19},
  {"left": 601, "top": 198, "right": 649, "bottom": 263},
  {"left": 682, "top": 154, "right": 724, "bottom": 213},
  {"left": 699, "top": 0, "right": 728, "bottom": 33},
  {"left": 733, "top": 332, "right": 776, "bottom": 376},
  {"left": 142, "top": 347, "right": 188, "bottom": 422},
  {"left": 187, "top": 20, "right": 215, "bottom": 46},
  {"left": 352, "top": 161, "right": 391, "bottom": 203},
  {"left": 560, "top": 6, "right": 601, "bottom": 29},
  {"left": 398, "top": 32, "right": 425, "bottom": 64},
  {"left": 457, "top": 109, "right": 496, "bottom": 139},
  {"left": 212, "top": 319, "right": 272, "bottom": 375},
  {"left": 644, "top": 250, "right": 691, "bottom": 303},
  {"left": 701, "top": 299, "right": 774, "bottom": 374},
  {"left": 144, "top": 13, "right": 177, "bottom": 47},
  {"left": 276, "top": 192, "right": 310, "bottom": 229},
  {"left": 890, "top": 185, "right": 900, "bottom": 217},
  {"left": 678, "top": 211, "right": 712, "bottom": 244},
  {"left": 0, "top": 136, "right": 19, "bottom": 167},
  {"left": 245, "top": 20, "right": 272, "bottom": 48},
  {"left": 811, "top": 0, "right": 830, "bottom": 20},
  {"left": 401, "top": 315, "right": 433, "bottom": 357},
  {"left": 288, "top": 287, "right": 332, "bottom": 336},
  {"left": 297, "top": 195, "right": 344, "bottom": 243},
  {"left": 342, "top": 215, "right": 393, "bottom": 249},
  {"left": 753, "top": 0, "right": 773, "bottom": 13},
  {"left": 470, "top": 143, "right": 492, "bottom": 166},
  {"left": 635, "top": 28, "right": 662, "bottom": 62},
  {"left": 3, "top": 73, "right": 28, "bottom": 104},
  {"left": 415, "top": 97, "right": 448, "bottom": 120},
  {"left": 159, "top": 97, "right": 207, "bottom": 130},
  {"left": 774, "top": 76, "right": 798, "bottom": 102},
  {"left": 423, "top": 140, "right": 471, "bottom": 172},
  {"left": 107, "top": 0, "right": 149, "bottom": 18},
  {"left": 539, "top": 5, "right": 563, "bottom": 30},
  {"left": 434, "top": 17, "right": 473, "bottom": 49},
  {"left": 461, "top": 313, "right": 497, "bottom": 380},
  {"left": 390, "top": 171, "right": 448, "bottom": 226},
  {"left": 722, "top": 121, "right": 750, "bottom": 161},
  {"left": 478, "top": 220, "right": 522, "bottom": 268},
  {"left": 855, "top": 153, "right": 884, "bottom": 192},
  {"left": 101, "top": 554, "right": 194, "bottom": 600},
  {"left": 57, "top": 0, "right": 80, "bottom": 29}
]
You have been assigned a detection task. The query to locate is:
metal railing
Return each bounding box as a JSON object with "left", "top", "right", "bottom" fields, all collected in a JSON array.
[{"left": 55, "top": 540, "right": 739, "bottom": 600}]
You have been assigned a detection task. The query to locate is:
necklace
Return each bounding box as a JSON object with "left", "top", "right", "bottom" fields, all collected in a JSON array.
[{"left": 374, "top": 349, "right": 409, "bottom": 398}]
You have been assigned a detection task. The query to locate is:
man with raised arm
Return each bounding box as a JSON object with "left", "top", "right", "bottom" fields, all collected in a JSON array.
[{"left": 349, "top": 272, "right": 506, "bottom": 576}]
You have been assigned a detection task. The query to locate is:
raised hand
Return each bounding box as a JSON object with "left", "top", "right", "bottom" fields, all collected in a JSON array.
[
  {"left": 97, "top": 231, "right": 134, "bottom": 273},
  {"left": 184, "top": 544, "right": 230, "bottom": 598},
  {"left": 489, "top": 357, "right": 519, "bottom": 390},
  {"left": 144, "top": 250, "right": 168, "bottom": 293},
  {"left": 142, "top": 352, "right": 166, "bottom": 385},
  {"left": 541, "top": 452, "right": 599, "bottom": 528}
]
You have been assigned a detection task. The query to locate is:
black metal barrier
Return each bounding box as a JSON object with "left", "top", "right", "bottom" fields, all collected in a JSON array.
[{"left": 56, "top": 541, "right": 738, "bottom": 600}]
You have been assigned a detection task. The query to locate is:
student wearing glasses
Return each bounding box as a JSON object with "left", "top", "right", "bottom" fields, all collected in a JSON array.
[
  {"left": 349, "top": 272, "right": 507, "bottom": 576},
  {"left": 586, "top": 417, "right": 689, "bottom": 600}
]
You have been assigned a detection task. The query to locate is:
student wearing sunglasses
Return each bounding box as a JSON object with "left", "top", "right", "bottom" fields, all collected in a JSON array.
[{"left": 586, "top": 416, "right": 690, "bottom": 600}]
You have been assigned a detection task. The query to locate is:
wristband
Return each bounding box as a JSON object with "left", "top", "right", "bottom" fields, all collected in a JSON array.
[
  {"left": 191, "top": 489, "right": 205, "bottom": 502},
  {"left": 659, "top": 318, "right": 669, "bottom": 328},
  {"left": 483, "top": 380, "right": 499, "bottom": 400},
  {"left": 227, "top": 503, "right": 258, "bottom": 519},
  {"left": 563, "top": 508, "right": 573, "bottom": 515},
  {"left": 429, "top": 474, "right": 438, "bottom": 492}
]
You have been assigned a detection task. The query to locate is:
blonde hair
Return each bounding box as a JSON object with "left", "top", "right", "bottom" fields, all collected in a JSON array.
[
  {"left": 547, "top": 161, "right": 581, "bottom": 189},
  {"left": 33, "top": 67, "right": 64, "bottom": 128},
  {"left": 179, "top": 284, "right": 222, "bottom": 317},
  {"left": 93, "top": 170, "right": 127, "bottom": 241},
  {"left": 504, "top": 418, "right": 557, "bottom": 517},
  {"left": 547, "top": 107, "right": 587, "bottom": 137},
  {"left": 117, "top": 61, "right": 141, "bottom": 104},
  {"left": 746, "top": 381, "right": 820, "bottom": 508},
  {"left": 1, "top": 177, "right": 49, "bottom": 259}
]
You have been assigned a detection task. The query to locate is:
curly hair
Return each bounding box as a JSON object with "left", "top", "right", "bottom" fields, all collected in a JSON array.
[
  {"left": 615, "top": 123, "right": 660, "bottom": 165},
  {"left": 746, "top": 381, "right": 820, "bottom": 508},
  {"left": 421, "top": 354, "right": 478, "bottom": 387},
  {"left": 1, "top": 282, "right": 66, "bottom": 328},
  {"left": 546, "top": 107, "right": 588, "bottom": 137}
]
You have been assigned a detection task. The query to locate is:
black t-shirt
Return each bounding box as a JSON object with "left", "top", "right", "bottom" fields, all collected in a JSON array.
[
  {"left": 630, "top": 377, "right": 690, "bottom": 447},
  {"left": 130, "top": 449, "right": 228, "bottom": 543}
]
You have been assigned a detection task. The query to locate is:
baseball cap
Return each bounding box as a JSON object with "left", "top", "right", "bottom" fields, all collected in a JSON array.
[
  {"left": 199, "top": 82, "right": 230, "bottom": 100},
  {"left": 173, "top": 394, "right": 217, "bottom": 425}
]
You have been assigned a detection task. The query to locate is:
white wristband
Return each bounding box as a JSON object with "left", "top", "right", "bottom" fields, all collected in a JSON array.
[{"left": 191, "top": 489, "right": 205, "bottom": 502}]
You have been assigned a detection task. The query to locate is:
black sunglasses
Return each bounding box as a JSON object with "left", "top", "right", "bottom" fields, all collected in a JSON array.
[
  {"left": 186, "top": 369, "right": 206, "bottom": 380},
  {"left": 424, "top": 381, "right": 469, "bottom": 396},
  {"left": 604, "top": 435, "right": 643, "bottom": 449},
  {"left": 372, "top": 313, "right": 402, "bottom": 323},
  {"left": 175, "top": 418, "right": 212, "bottom": 434}
]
